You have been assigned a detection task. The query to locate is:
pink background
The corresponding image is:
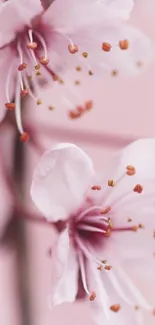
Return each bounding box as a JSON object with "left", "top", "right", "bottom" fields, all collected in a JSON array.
[{"left": 0, "top": 1, "right": 155, "bottom": 324}]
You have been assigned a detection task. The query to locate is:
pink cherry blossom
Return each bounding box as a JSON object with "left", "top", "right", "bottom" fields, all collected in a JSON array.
[
  {"left": 31, "top": 139, "right": 155, "bottom": 325},
  {"left": 0, "top": 0, "right": 153, "bottom": 138}
]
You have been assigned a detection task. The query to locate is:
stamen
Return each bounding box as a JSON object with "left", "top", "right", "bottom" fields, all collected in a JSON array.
[
  {"left": 110, "top": 304, "right": 120, "bottom": 312},
  {"left": 89, "top": 292, "right": 96, "bottom": 301},
  {"left": 77, "top": 223, "right": 107, "bottom": 234},
  {"left": 105, "top": 265, "right": 112, "bottom": 270},
  {"left": 5, "top": 103, "right": 15, "bottom": 110},
  {"left": 20, "top": 132, "right": 30, "bottom": 142},
  {"left": 78, "top": 252, "right": 90, "bottom": 296},
  {"left": 101, "top": 206, "right": 111, "bottom": 214},
  {"left": 76, "top": 66, "right": 82, "bottom": 71},
  {"left": 68, "top": 43, "right": 79, "bottom": 54},
  {"left": 102, "top": 42, "right": 112, "bottom": 52},
  {"left": 5, "top": 62, "right": 15, "bottom": 103},
  {"left": 133, "top": 184, "right": 143, "bottom": 194},
  {"left": 85, "top": 100, "right": 93, "bottom": 111},
  {"left": 32, "top": 30, "right": 49, "bottom": 66},
  {"left": 76, "top": 205, "right": 104, "bottom": 223},
  {"left": 27, "top": 30, "right": 39, "bottom": 67},
  {"left": 119, "top": 39, "right": 129, "bottom": 50},
  {"left": 126, "top": 165, "right": 136, "bottom": 176},
  {"left": 15, "top": 74, "right": 29, "bottom": 141},
  {"left": 26, "top": 42, "right": 38, "bottom": 49},
  {"left": 82, "top": 52, "right": 88, "bottom": 58},
  {"left": 91, "top": 185, "right": 101, "bottom": 190},
  {"left": 108, "top": 180, "right": 115, "bottom": 187},
  {"left": 20, "top": 89, "right": 29, "bottom": 97},
  {"left": 18, "top": 63, "right": 27, "bottom": 71}
]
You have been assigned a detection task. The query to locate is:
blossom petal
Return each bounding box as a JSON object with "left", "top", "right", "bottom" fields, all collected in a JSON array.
[
  {"left": 31, "top": 143, "right": 94, "bottom": 222},
  {"left": 91, "top": 139, "right": 155, "bottom": 260},
  {"left": 49, "top": 229, "right": 79, "bottom": 307},
  {"left": 46, "top": 21, "right": 152, "bottom": 77},
  {"left": 0, "top": 0, "right": 42, "bottom": 48},
  {"left": 42, "top": 0, "right": 134, "bottom": 34},
  {"left": 87, "top": 261, "right": 146, "bottom": 325}
]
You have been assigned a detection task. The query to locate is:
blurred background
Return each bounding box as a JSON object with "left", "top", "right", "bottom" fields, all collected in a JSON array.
[{"left": 0, "top": 0, "right": 155, "bottom": 324}]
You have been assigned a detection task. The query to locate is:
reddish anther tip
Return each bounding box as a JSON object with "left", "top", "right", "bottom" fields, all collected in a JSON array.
[
  {"left": 40, "top": 56, "right": 49, "bottom": 65},
  {"left": 89, "top": 292, "right": 96, "bottom": 301},
  {"left": 26, "top": 42, "right": 38, "bottom": 49},
  {"left": 133, "top": 184, "right": 143, "bottom": 194},
  {"left": 18, "top": 63, "right": 27, "bottom": 71},
  {"left": 20, "top": 132, "right": 30, "bottom": 142},
  {"left": 68, "top": 44, "right": 79, "bottom": 54},
  {"left": 5, "top": 102, "right": 15, "bottom": 110},
  {"left": 91, "top": 185, "right": 101, "bottom": 190},
  {"left": 85, "top": 100, "right": 93, "bottom": 111},
  {"left": 20, "top": 89, "right": 29, "bottom": 97},
  {"left": 119, "top": 39, "right": 129, "bottom": 50},
  {"left": 102, "top": 42, "right": 112, "bottom": 52},
  {"left": 110, "top": 304, "right": 121, "bottom": 312}
]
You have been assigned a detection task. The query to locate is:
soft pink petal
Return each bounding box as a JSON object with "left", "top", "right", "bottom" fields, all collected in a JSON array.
[
  {"left": 87, "top": 261, "right": 147, "bottom": 325},
  {"left": 31, "top": 143, "right": 94, "bottom": 222},
  {"left": 46, "top": 21, "right": 152, "bottom": 77},
  {"left": 49, "top": 229, "right": 79, "bottom": 307},
  {"left": 91, "top": 139, "right": 155, "bottom": 261},
  {"left": 0, "top": 0, "right": 42, "bottom": 48},
  {"left": 42, "top": 0, "right": 134, "bottom": 34}
]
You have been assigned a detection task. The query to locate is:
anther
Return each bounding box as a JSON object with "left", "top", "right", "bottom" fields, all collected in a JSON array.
[
  {"left": 101, "top": 206, "right": 111, "bottom": 214},
  {"left": 105, "top": 265, "right": 112, "bottom": 270},
  {"left": 136, "top": 60, "right": 143, "bottom": 68},
  {"left": 82, "top": 52, "right": 88, "bottom": 58},
  {"left": 20, "top": 132, "right": 30, "bottom": 142},
  {"left": 110, "top": 304, "right": 120, "bottom": 312},
  {"left": 48, "top": 106, "right": 55, "bottom": 110},
  {"left": 132, "top": 226, "right": 138, "bottom": 232},
  {"left": 68, "top": 44, "right": 79, "bottom": 54},
  {"left": 18, "top": 63, "right": 27, "bottom": 71},
  {"left": 127, "top": 218, "right": 132, "bottom": 222},
  {"left": 77, "top": 106, "right": 84, "bottom": 114},
  {"left": 89, "top": 292, "right": 96, "bottom": 301},
  {"left": 69, "top": 110, "right": 81, "bottom": 119},
  {"left": 119, "top": 39, "right": 129, "bottom": 50},
  {"left": 5, "top": 102, "right": 15, "bottom": 110},
  {"left": 111, "top": 69, "right": 119, "bottom": 76},
  {"left": 135, "top": 305, "right": 140, "bottom": 310},
  {"left": 97, "top": 265, "right": 102, "bottom": 271},
  {"left": 88, "top": 70, "right": 93, "bottom": 76},
  {"left": 133, "top": 184, "right": 143, "bottom": 194},
  {"left": 85, "top": 100, "right": 93, "bottom": 111},
  {"left": 91, "top": 185, "right": 101, "bottom": 190},
  {"left": 74, "top": 80, "right": 80, "bottom": 85},
  {"left": 102, "top": 42, "right": 112, "bottom": 52},
  {"left": 126, "top": 165, "right": 136, "bottom": 176},
  {"left": 76, "top": 66, "right": 82, "bottom": 71},
  {"left": 139, "top": 224, "right": 145, "bottom": 229},
  {"left": 20, "top": 89, "right": 29, "bottom": 97},
  {"left": 37, "top": 99, "right": 42, "bottom": 105},
  {"left": 36, "top": 71, "right": 41, "bottom": 76},
  {"left": 108, "top": 180, "right": 115, "bottom": 187},
  {"left": 102, "top": 260, "right": 107, "bottom": 264},
  {"left": 105, "top": 229, "right": 111, "bottom": 237},
  {"left": 40, "top": 56, "right": 49, "bottom": 65},
  {"left": 35, "top": 64, "right": 40, "bottom": 70},
  {"left": 26, "top": 42, "right": 38, "bottom": 49}
]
